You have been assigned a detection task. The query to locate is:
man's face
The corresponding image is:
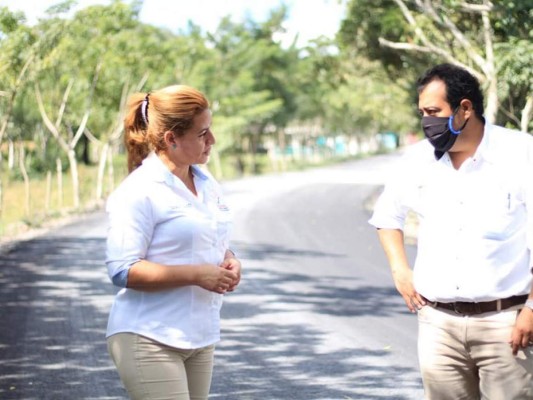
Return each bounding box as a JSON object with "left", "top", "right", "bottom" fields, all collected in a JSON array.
[{"left": 418, "top": 79, "right": 453, "bottom": 118}]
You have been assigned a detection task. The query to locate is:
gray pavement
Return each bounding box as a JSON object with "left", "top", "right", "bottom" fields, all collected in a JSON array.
[{"left": 0, "top": 152, "right": 423, "bottom": 399}]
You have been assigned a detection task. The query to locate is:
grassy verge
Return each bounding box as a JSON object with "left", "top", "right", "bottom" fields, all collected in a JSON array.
[
  {"left": 0, "top": 151, "right": 377, "bottom": 241},
  {"left": 0, "top": 155, "right": 128, "bottom": 239}
]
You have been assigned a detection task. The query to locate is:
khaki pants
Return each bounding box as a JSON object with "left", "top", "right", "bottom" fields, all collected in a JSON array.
[
  {"left": 107, "top": 333, "right": 215, "bottom": 400},
  {"left": 418, "top": 305, "right": 533, "bottom": 400}
]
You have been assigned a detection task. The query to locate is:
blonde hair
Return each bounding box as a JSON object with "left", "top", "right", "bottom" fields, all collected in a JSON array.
[{"left": 123, "top": 85, "right": 209, "bottom": 172}]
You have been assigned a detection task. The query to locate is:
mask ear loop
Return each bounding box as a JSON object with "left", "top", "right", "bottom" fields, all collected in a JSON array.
[
  {"left": 448, "top": 103, "right": 469, "bottom": 135},
  {"left": 448, "top": 115, "right": 462, "bottom": 135}
]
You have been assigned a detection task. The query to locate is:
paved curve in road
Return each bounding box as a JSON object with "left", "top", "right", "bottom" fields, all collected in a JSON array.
[{"left": 0, "top": 152, "right": 422, "bottom": 400}]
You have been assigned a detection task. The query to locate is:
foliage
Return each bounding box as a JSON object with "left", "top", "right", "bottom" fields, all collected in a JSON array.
[
  {"left": 339, "top": 0, "right": 533, "bottom": 129},
  {"left": 0, "top": 0, "right": 529, "bottom": 234}
]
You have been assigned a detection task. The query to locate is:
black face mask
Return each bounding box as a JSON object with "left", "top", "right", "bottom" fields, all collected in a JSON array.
[{"left": 422, "top": 111, "right": 468, "bottom": 159}]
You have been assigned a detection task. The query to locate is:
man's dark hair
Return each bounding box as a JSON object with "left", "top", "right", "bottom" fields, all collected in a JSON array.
[{"left": 417, "top": 63, "right": 485, "bottom": 117}]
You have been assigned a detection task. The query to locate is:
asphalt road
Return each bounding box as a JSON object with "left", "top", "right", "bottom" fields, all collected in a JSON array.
[{"left": 0, "top": 152, "right": 422, "bottom": 400}]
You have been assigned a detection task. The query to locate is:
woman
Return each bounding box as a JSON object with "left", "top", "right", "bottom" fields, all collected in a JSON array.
[{"left": 105, "top": 84, "right": 241, "bottom": 400}]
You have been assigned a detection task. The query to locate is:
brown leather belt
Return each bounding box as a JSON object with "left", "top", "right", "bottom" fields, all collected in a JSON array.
[{"left": 426, "top": 294, "right": 528, "bottom": 316}]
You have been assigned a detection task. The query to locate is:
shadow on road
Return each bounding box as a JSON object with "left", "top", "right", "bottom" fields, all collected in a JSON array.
[
  {"left": 0, "top": 236, "right": 125, "bottom": 400},
  {"left": 0, "top": 212, "right": 421, "bottom": 399},
  {"left": 211, "top": 241, "right": 422, "bottom": 400}
]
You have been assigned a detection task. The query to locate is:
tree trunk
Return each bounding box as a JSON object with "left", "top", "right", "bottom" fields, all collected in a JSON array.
[
  {"left": 19, "top": 146, "right": 31, "bottom": 218},
  {"left": 67, "top": 149, "right": 80, "bottom": 209},
  {"left": 96, "top": 142, "right": 109, "bottom": 201},
  {"left": 81, "top": 134, "right": 91, "bottom": 165},
  {"left": 484, "top": 72, "right": 498, "bottom": 124},
  {"left": 0, "top": 178, "right": 3, "bottom": 225},
  {"left": 56, "top": 158, "right": 63, "bottom": 209},
  {"left": 521, "top": 95, "right": 533, "bottom": 133},
  {"left": 8, "top": 140, "right": 15, "bottom": 170},
  {"left": 46, "top": 171, "right": 52, "bottom": 213},
  {"left": 107, "top": 147, "right": 115, "bottom": 193}
]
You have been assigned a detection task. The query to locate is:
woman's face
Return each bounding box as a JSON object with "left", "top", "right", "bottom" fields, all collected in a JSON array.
[{"left": 174, "top": 109, "right": 215, "bottom": 165}]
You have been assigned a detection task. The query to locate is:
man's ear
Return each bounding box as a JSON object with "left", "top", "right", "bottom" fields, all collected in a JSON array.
[{"left": 460, "top": 99, "right": 473, "bottom": 119}]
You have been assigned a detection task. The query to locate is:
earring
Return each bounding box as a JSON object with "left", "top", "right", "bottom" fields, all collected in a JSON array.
[{"left": 172, "top": 143, "right": 177, "bottom": 149}]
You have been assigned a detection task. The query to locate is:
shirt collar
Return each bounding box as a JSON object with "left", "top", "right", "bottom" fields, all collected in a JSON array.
[
  {"left": 141, "top": 151, "right": 209, "bottom": 185},
  {"left": 190, "top": 164, "right": 209, "bottom": 181},
  {"left": 438, "top": 122, "right": 495, "bottom": 167}
]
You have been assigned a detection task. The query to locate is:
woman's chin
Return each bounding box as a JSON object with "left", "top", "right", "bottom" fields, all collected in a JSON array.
[{"left": 198, "top": 154, "right": 210, "bottom": 164}]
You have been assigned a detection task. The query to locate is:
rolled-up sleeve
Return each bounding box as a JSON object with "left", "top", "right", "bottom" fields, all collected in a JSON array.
[
  {"left": 368, "top": 156, "right": 413, "bottom": 231},
  {"left": 105, "top": 190, "right": 154, "bottom": 287},
  {"left": 368, "top": 183, "right": 409, "bottom": 230}
]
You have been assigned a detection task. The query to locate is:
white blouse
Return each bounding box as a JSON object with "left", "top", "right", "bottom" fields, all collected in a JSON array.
[{"left": 105, "top": 152, "right": 232, "bottom": 349}]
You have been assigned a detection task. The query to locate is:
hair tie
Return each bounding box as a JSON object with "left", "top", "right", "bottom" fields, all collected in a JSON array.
[{"left": 141, "top": 93, "right": 150, "bottom": 125}]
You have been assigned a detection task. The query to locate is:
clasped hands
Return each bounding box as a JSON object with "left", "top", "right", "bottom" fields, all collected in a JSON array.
[{"left": 199, "top": 258, "right": 241, "bottom": 294}]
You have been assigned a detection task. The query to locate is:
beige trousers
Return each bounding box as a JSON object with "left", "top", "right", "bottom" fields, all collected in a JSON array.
[
  {"left": 418, "top": 305, "right": 533, "bottom": 400},
  {"left": 107, "top": 333, "right": 215, "bottom": 400}
]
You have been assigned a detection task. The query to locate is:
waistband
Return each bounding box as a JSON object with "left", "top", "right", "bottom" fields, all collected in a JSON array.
[{"left": 424, "top": 294, "right": 528, "bottom": 316}]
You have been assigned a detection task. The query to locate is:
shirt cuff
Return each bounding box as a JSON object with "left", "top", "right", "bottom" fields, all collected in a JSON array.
[{"left": 111, "top": 268, "right": 130, "bottom": 288}]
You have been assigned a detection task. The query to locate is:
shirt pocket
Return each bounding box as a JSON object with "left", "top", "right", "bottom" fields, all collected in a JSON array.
[{"left": 472, "top": 186, "right": 521, "bottom": 240}]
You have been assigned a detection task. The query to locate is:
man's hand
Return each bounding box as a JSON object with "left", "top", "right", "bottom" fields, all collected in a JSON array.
[
  {"left": 376, "top": 228, "right": 425, "bottom": 312},
  {"left": 392, "top": 266, "right": 426, "bottom": 313},
  {"left": 510, "top": 307, "right": 533, "bottom": 355}
]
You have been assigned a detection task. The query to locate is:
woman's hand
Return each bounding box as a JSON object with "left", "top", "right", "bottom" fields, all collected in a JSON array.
[
  {"left": 219, "top": 257, "right": 242, "bottom": 292},
  {"left": 196, "top": 264, "right": 238, "bottom": 294}
]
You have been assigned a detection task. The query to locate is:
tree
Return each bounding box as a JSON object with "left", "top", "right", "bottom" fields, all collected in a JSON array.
[
  {"left": 340, "top": 0, "right": 532, "bottom": 129},
  {"left": 196, "top": 11, "right": 293, "bottom": 174}
]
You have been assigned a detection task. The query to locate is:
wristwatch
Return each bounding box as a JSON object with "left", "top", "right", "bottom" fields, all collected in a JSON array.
[{"left": 525, "top": 299, "right": 533, "bottom": 310}]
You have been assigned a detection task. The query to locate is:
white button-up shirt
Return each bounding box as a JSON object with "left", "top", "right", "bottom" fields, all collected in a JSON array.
[
  {"left": 369, "top": 124, "right": 533, "bottom": 302},
  {"left": 105, "top": 152, "right": 232, "bottom": 349}
]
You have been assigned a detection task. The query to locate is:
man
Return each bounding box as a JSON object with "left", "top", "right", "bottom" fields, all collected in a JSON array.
[{"left": 369, "top": 63, "right": 533, "bottom": 399}]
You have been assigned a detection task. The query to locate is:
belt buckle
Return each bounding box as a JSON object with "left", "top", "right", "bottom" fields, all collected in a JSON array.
[{"left": 453, "top": 301, "right": 481, "bottom": 315}]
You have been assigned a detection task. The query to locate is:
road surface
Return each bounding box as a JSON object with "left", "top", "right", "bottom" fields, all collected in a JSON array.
[{"left": 0, "top": 152, "right": 422, "bottom": 399}]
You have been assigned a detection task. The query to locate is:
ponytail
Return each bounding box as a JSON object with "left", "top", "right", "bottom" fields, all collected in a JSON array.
[{"left": 124, "top": 93, "right": 150, "bottom": 172}]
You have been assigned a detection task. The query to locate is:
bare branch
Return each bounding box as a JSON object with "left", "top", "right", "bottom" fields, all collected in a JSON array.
[
  {"left": 84, "top": 128, "right": 101, "bottom": 144},
  {"left": 498, "top": 103, "right": 521, "bottom": 126},
  {"left": 71, "top": 112, "right": 90, "bottom": 148},
  {"left": 55, "top": 79, "right": 74, "bottom": 128},
  {"left": 390, "top": 0, "right": 463, "bottom": 64},
  {"left": 459, "top": 1, "right": 493, "bottom": 13},
  {"left": 378, "top": 38, "right": 486, "bottom": 82},
  {"left": 481, "top": 3, "right": 495, "bottom": 77},
  {"left": 378, "top": 38, "right": 433, "bottom": 53},
  {"left": 415, "top": 0, "right": 486, "bottom": 70},
  {"left": 521, "top": 94, "right": 533, "bottom": 133},
  {"left": 392, "top": 0, "right": 433, "bottom": 47},
  {"left": 35, "top": 85, "right": 69, "bottom": 152},
  {"left": 86, "top": 61, "right": 102, "bottom": 110}
]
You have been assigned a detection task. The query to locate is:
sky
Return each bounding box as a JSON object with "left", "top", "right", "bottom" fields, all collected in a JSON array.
[{"left": 1, "top": 0, "right": 346, "bottom": 47}]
